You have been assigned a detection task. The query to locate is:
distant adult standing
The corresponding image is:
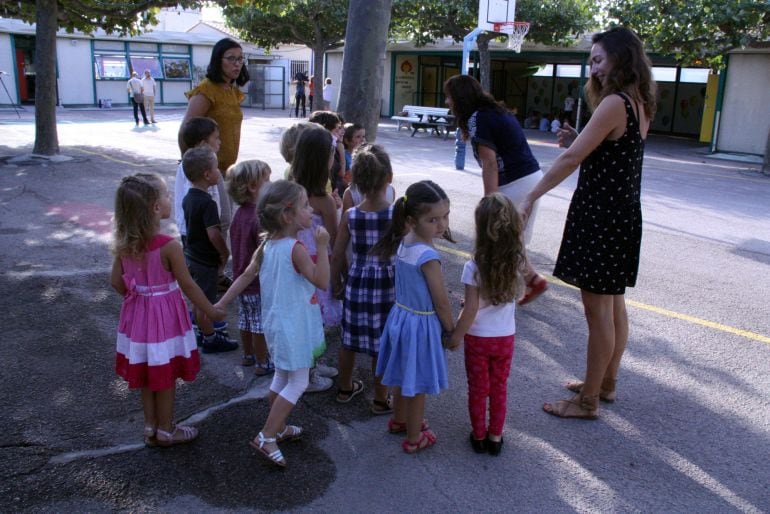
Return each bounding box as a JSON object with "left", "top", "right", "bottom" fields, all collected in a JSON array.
[
  {"left": 443, "top": 74, "right": 548, "bottom": 304},
  {"left": 520, "top": 27, "right": 655, "bottom": 419},
  {"left": 308, "top": 75, "right": 315, "bottom": 112},
  {"left": 127, "top": 71, "right": 150, "bottom": 126},
  {"left": 180, "top": 37, "right": 249, "bottom": 174},
  {"left": 141, "top": 69, "right": 157, "bottom": 124},
  {"left": 322, "top": 78, "right": 335, "bottom": 110},
  {"left": 292, "top": 73, "right": 308, "bottom": 117}
]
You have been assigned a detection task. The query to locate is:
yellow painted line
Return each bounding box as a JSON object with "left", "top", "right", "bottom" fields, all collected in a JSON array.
[
  {"left": 435, "top": 243, "right": 770, "bottom": 345},
  {"left": 71, "top": 147, "right": 148, "bottom": 167}
]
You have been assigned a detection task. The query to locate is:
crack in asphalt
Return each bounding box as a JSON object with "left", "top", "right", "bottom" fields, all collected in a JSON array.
[{"left": 48, "top": 379, "right": 271, "bottom": 466}]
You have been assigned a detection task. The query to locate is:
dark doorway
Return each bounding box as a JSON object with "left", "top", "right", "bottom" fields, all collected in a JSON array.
[{"left": 14, "top": 35, "right": 36, "bottom": 104}]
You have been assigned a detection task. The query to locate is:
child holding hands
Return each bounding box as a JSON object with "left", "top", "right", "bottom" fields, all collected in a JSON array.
[
  {"left": 216, "top": 180, "right": 329, "bottom": 468},
  {"left": 448, "top": 193, "right": 526, "bottom": 456},
  {"left": 182, "top": 146, "right": 237, "bottom": 354},
  {"left": 330, "top": 144, "right": 395, "bottom": 413},
  {"left": 112, "top": 173, "right": 224, "bottom": 446},
  {"left": 226, "top": 160, "right": 273, "bottom": 374},
  {"left": 371, "top": 180, "right": 459, "bottom": 454}
]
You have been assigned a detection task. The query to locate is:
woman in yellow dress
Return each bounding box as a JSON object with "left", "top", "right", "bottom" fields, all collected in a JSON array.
[{"left": 179, "top": 38, "right": 249, "bottom": 174}]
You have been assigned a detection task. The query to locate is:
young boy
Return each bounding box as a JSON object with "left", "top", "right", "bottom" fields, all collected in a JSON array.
[
  {"left": 176, "top": 117, "right": 237, "bottom": 345},
  {"left": 182, "top": 146, "right": 237, "bottom": 354}
]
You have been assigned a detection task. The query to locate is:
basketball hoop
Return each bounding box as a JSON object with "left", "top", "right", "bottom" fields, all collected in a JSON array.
[{"left": 493, "top": 21, "right": 530, "bottom": 53}]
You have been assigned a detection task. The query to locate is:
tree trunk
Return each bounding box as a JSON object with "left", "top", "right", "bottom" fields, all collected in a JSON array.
[
  {"left": 337, "top": 0, "right": 393, "bottom": 142},
  {"left": 33, "top": 0, "right": 59, "bottom": 155},
  {"left": 477, "top": 34, "right": 492, "bottom": 93},
  {"left": 312, "top": 45, "right": 325, "bottom": 113}
]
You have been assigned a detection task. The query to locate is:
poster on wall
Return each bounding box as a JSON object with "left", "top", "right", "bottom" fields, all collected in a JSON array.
[
  {"left": 163, "top": 58, "right": 191, "bottom": 80},
  {"left": 393, "top": 55, "right": 417, "bottom": 113}
]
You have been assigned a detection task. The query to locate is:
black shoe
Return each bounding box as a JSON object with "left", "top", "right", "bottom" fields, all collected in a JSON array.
[
  {"left": 215, "top": 327, "right": 237, "bottom": 344},
  {"left": 487, "top": 436, "right": 504, "bottom": 456},
  {"left": 202, "top": 332, "right": 239, "bottom": 354},
  {"left": 469, "top": 432, "right": 487, "bottom": 454}
]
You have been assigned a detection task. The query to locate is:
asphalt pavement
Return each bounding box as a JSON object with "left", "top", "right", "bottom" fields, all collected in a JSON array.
[{"left": 1, "top": 106, "right": 768, "bottom": 513}]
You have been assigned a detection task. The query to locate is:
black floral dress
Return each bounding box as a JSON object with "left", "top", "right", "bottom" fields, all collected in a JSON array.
[{"left": 553, "top": 93, "right": 645, "bottom": 295}]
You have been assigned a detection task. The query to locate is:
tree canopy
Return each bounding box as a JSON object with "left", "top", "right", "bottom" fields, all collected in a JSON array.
[
  {"left": 608, "top": 0, "right": 770, "bottom": 70},
  {"left": 0, "top": 0, "right": 200, "bottom": 35},
  {"left": 391, "top": 0, "right": 597, "bottom": 46},
  {"left": 222, "top": 0, "right": 348, "bottom": 51}
]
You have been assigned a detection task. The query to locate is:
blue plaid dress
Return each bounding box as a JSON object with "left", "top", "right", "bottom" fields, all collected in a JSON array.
[{"left": 342, "top": 205, "right": 395, "bottom": 355}]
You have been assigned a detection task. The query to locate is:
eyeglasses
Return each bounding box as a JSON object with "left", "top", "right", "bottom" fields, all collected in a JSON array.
[{"left": 223, "top": 56, "right": 245, "bottom": 64}]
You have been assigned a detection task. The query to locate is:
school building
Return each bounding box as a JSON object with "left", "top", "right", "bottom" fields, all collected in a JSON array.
[
  {"left": 324, "top": 37, "right": 770, "bottom": 157},
  {"left": 0, "top": 13, "right": 311, "bottom": 111}
]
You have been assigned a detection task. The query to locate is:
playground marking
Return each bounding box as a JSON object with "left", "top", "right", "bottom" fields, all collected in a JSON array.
[{"left": 435, "top": 243, "right": 770, "bottom": 345}]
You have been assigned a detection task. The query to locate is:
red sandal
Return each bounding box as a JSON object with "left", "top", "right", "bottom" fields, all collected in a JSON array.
[
  {"left": 518, "top": 273, "right": 548, "bottom": 305},
  {"left": 387, "top": 418, "right": 429, "bottom": 434},
  {"left": 402, "top": 429, "right": 437, "bottom": 454}
]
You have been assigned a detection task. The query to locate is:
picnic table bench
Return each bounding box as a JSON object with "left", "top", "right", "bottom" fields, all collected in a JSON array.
[{"left": 391, "top": 105, "right": 456, "bottom": 139}]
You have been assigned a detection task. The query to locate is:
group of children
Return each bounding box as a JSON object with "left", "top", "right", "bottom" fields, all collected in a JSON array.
[{"left": 111, "top": 110, "right": 529, "bottom": 464}]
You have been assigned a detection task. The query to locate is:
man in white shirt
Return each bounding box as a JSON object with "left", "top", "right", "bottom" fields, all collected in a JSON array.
[
  {"left": 126, "top": 71, "right": 150, "bottom": 126},
  {"left": 141, "top": 70, "right": 157, "bottom": 123}
]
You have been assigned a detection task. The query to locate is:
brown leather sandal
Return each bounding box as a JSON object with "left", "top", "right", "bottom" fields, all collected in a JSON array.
[
  {"left": 543, "top": 394, "right": 599, "bottom": 419},
  {"left": 565, "top": 378, "right": 617, "bottom": 403}
]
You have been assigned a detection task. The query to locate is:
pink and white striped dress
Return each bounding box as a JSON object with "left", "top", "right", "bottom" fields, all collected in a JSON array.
[{"left": 115, "top": 234, "right": 200, "bottom": 391}]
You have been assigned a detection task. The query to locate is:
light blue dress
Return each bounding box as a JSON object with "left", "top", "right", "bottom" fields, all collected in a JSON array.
[
  {"left": 376, "top": 242, "right": 448, "bottom": 397},
  {"left": 260, "top": 238, "right": 325, "bottom": 371}
]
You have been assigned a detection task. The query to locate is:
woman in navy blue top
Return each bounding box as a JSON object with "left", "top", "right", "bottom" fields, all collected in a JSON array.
[{"left": 444, "top": 74, "right": 547, "bottom": 305}]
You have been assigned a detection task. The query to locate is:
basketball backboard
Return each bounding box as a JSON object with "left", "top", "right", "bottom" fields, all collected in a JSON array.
[{"left": 477, "top": 0, "right": 516, "bottom": 32}]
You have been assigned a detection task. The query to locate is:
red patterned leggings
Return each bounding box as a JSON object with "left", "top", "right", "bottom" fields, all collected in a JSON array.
[{"left": 464, "top": 334, "right": 515, "bottom": 439}]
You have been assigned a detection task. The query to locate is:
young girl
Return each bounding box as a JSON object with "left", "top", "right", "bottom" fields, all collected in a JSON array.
[
  {"left": 226, "top": 160, "right": 273, "bottom": 375},
  {"left": 330, "top": 144, "right": 395, "bottom": 413},
  {"left": 342, "top": 122, "right": 365, "bottom": 176},
  {"left": 340, "top": 125, "right": 396, "bottom": 212},
  {"left": 216, "top": 180, "right": 329, "bottom": 468},
  {"left": 448, "top": 194, "right": 526, "bottom": 456},
  {"left": 293, "top": 128, "right": 343, "bottom": 389},
  {"left": 308, "top": 110, "right": 347, "bottom": 195},
  {"left": 111, "top": 173, "right": 224, "bottom": 447},
  {"left": 371, "top": 180, "right": 459, "bottom": 453}
]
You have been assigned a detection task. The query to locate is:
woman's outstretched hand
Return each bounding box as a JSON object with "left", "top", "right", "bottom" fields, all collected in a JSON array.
[
  {"left": 556, "top": 121, "right": 578, "bottom": 148},
  {"left": 519, "top": 197, "right": 534, "bottom": 228}
]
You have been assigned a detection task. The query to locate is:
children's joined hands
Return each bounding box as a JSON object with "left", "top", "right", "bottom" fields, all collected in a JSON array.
[{"left": 442, "top": 331, "right": 461, "bottom": 351}]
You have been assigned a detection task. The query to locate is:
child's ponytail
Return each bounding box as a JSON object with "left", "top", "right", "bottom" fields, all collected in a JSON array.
[{"left": 370, "top": 195, "right": 408, "bottom": 258}]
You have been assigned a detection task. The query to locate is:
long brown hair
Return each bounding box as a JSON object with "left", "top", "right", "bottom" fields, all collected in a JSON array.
[
  {"left": 443, "top": 74, "right": 505, "bottom": 138},
  {"left": 291, "top": 127, "right": 333, "bottom": 196},
  {"left": 472, "top": 193, "right": 526, "bottom": 305},
  {"left": 370, "top": 180, "right": 454, "bottom": 258},
  {"left": 112, "top": 173, "right": 163, "bottom": 259},
  {"left": 585, "top": 27, "right": 657, "bottom": 118}
]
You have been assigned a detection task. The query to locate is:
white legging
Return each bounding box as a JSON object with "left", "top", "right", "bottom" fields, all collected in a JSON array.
[{"left": 270, "top": 368, "right": 310, "bottom": 404}]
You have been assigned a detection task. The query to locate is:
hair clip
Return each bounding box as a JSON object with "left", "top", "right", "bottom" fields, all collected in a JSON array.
[{"left": 402, "top": 194, "right": 408, "bottom": 204}]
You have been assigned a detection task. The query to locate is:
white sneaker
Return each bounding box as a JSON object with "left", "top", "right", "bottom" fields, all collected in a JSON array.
[
  {"left": 314, "top": 363, "right": 339, "bottom": 378},
  {"left": 305, "top": 373, "right": 333, "bottom": 393}
]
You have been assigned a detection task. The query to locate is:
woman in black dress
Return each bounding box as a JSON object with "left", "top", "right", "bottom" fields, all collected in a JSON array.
[{"left": 521, "top": 27, "right": 656, "bottom": 419}]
